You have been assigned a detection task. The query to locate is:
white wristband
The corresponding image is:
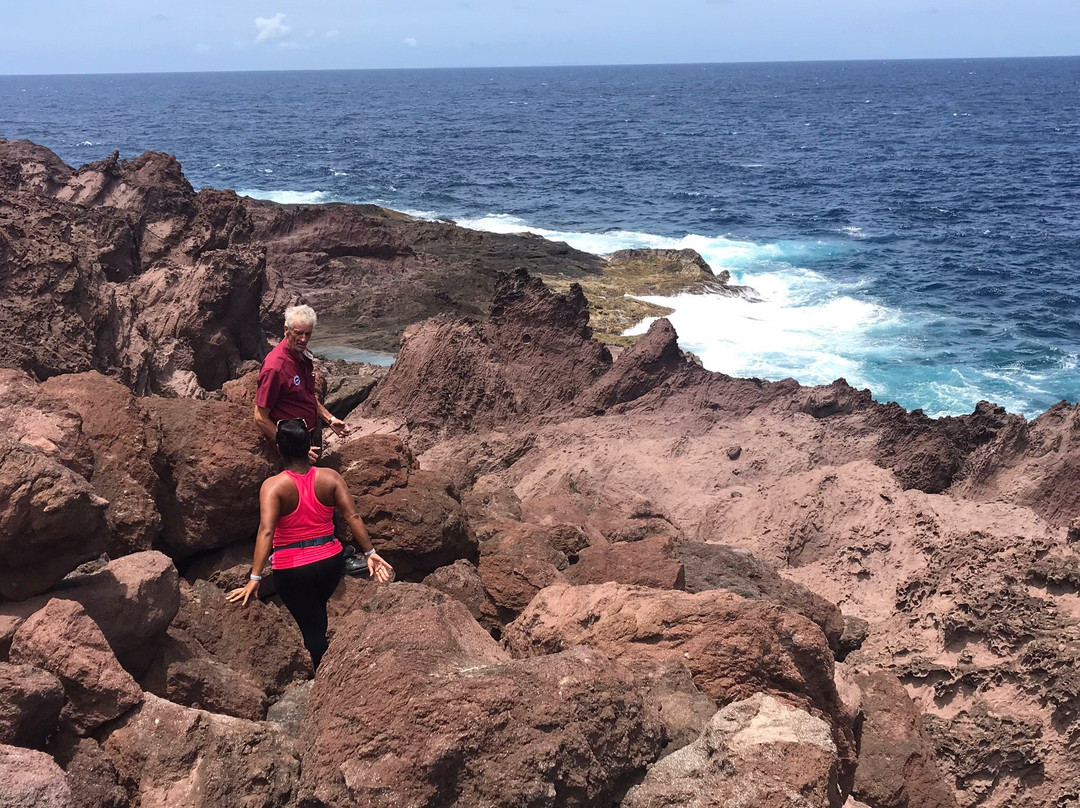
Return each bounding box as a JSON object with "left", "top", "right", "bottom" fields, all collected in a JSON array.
[
  {"left": 363, "top": 549, "right": 376, "bottom": 558},
  {"left": 249, "top": 574, "right": 263, "bottom": 582}
]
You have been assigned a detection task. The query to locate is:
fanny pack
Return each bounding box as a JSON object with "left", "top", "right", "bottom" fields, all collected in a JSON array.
[{"left": 272, "top": 534, "right": 337, "bottom": 553}]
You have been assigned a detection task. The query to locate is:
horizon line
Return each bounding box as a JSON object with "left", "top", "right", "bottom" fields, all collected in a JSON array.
[{"left": 2, "top": 53, "right": 1079, "bottom": 79}]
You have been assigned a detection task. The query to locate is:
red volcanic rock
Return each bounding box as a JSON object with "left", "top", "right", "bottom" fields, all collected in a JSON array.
[
  {"left": 245, "top": 199, "right": 605, "bottom": 352},
  {"left": 576, "top": 317, "right": 691, "bottom": 414},
  {"left": 0, "top": 662, "right": 65, "bottom": 748},
  {"left": 626, "top": 658, "right": 717, "bottom": 755},
  {"left": 145, "top": 398, "right": 275, "bottom": 558},
  {"left": 100, "top": 693, "right": 300, "bottom": 808},
  {"left": 842, "top": 668, "right": 958, "bottom": 808},
  {"left": 564, "top": 536, "right": 686, "bottom": 591},
  {"left": 421, "top": 559, "right": 502, "bottom": 635},
  {"left": 953, "top": 400, "right": 1080, "bottom": 529},
  {"left": 461, "top": 475, "right": 524, "bottom": 528},
  {"left": 41, "top": 372, "right": 164, "bottom": 557},
  {"left": 0, "top": 369, "right": 94, "bottom": 479},
  {"left": 300, "top": 583, "right": 665, "bottom": 808},
  {"left": 54, "top": 551, "right": 180, "bottom": 678},
  {"left": 677, "top": 542, "right": 845, "bottom": 654},
  {"left": 158, "top": 655, "right": 269, "bottom": 721},
  {"left": 144, "top": 579, "right": 310, "bottom": 706},
  {"left": 348, "top": 460, "right": 474, "bottom": 580},
  {"left": 477, "top": 523, "right": 568, "bottom": 617},
  {"left": 0, "top": 743, "right": 73, "bottom": 808},
  {"left": 0, "top": 141, "right": 268, "bottom": 395},
  {"left": 0, "top": 437, "right": 108, "bottom": 600},
  {"left": 9, "top": 599, "right": 142, "bottom": 735},
  {"left": 4, "top": 551, "right": 180, "bottom": 678},
  {"left": 623, "top": 693, "right": 843, "bottom": 808},
  {"left": 47, "top": 734, "right": 129, "bottom": 808},
  {"left": 0, "top": 138, "right": 74, "bottom": 194},
  {"left": 365, "top": 270, "right": 612, "bottom": 448},
  {"left": 336, "top": 433, "right": 414, "bottom": 495},
  {"left": 504, "top": 582, "right": 854, "bottom": 778}
]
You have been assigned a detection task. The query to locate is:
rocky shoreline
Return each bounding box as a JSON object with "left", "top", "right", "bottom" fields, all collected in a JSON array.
[{"left": 2, "top": 139, "right": 1079, "bottom": 808}]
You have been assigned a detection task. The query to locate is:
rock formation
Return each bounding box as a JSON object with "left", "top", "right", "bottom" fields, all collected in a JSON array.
[{"left": 3, "top": 140, "right": 1079, "bottom": 808}]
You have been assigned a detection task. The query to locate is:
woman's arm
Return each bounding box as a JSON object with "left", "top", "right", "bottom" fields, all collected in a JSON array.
[{"left": 227, "top": 478, "right": 281, "bottom": 605}]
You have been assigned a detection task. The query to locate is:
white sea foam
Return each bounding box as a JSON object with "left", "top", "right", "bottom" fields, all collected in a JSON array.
[
  {"left": 237, "top": 189, "right": 334, "bottom": 205},
  {"left": 455, "top": 212, "right": 903, "bottom": 393}
]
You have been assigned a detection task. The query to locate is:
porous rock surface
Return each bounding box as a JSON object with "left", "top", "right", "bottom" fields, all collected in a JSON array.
[
  {"left": 0, "top": 743, "right": 73, "bottom": 808},
  {"left": 300, "top": 583, "right": 666, "bottom": 808},
  {"left": 622, "top": 693, "right": 842, "bottom": 808},
  {"left": 9, "top": 598, "right": 142, "bottom": 735},
  {"left": 0, "top": 662, "right": 66, "bottom": 748}
]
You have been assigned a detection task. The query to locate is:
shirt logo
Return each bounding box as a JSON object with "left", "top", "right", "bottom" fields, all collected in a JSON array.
[{"left": 292, "top": 375, "right": 301, "bottom": 386}]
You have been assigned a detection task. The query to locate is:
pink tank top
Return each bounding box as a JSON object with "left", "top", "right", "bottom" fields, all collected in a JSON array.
[{"left": 271, "top": 468, "right": 341, "bottom": 570}]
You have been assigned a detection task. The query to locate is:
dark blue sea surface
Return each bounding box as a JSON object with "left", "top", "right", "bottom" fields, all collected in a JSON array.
[{"left": 3, "top": 59, "right": 1078, "bottom": 416}]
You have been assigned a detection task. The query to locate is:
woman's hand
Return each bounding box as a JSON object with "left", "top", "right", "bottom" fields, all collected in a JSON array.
[
  {"left": 367, "top": 552, "right": 394, "bottom": 584},
  {"left": 226, "top": 579, "right": 261, "bottom": 606}
]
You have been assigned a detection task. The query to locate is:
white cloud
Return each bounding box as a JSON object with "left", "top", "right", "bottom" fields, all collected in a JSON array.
[
  {"left": 255, "top": 13, "right": 291, "bottom": 43},
  {"left": 403, "top": 37, "right": 418, "bottom": 47}
]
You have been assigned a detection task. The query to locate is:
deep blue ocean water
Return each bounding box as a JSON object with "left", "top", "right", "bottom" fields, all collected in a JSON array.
[{"left": 2, "top": 59, "right": 1078, "bottom": 417}]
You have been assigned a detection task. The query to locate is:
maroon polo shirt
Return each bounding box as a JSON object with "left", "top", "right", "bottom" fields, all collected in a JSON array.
[{"left": 256, "top": 340, "right": 318, "bottom": 431}]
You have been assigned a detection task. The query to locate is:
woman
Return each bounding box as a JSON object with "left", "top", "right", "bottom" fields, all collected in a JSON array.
[{"left": 227, "top": 418, "right": 393, "bottom": 670}]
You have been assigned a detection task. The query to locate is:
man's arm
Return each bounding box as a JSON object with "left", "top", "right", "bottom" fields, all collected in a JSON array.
[{"left": 254, "top": 405, "right": 277, "bottom": 442}]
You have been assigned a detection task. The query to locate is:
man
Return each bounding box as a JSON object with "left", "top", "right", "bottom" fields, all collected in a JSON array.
[
  {"left": 254, "top": 305, "right": 350, "bottom": 463},
  {"left": 255, "top": 306, "right": 366, "bottom": 575}
]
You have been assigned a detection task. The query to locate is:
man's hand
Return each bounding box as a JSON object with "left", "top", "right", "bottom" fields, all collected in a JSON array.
[
  {"left": 308, "top": 445, "right": 320, "bottom": 464},
  {"left": 329, "top": 417, "right": 351, "bottom": 437}
]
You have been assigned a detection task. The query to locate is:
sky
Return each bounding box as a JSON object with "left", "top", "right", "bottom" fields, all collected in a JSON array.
[{"left": 2, "top": 0, "right": 1079, "bottom": 75}]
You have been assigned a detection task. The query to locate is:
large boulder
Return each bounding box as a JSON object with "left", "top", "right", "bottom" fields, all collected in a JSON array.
[
  {"left": 9, "top": 599, "right": 142, "bottom": 735},
  {"left": 0, "top": 743, "right": 73, "bottom": 808},
  {"left": 842, "top": 668, "right": 958, "bottom": 808},
  {"left": 47, "top": 551, "right": 181, "bottom": 678},
  {"left": 364, "top": 270, "right": 612, "bottom": 449},
  {"left": 477, "top": 523, "right": 568, "bottom": 618},
  {"left": 145, "top": 398, "right": 274, "bottom": 559},
  {"left": 0, "top": 662, "right": 66, "bottom": 748},
  {"left": 677, "top": 542, "right": 845, "bottom": 653},
  {"left": 0, "top": 369, "right": 94, "bottom": 479},
  {"left": 337, "top": 434, "right": 475, "bottom": 579},
  {"left": 141, "top": 578, "right": 310, "bottom": 710},
  {"left": 0, "top": 437, "right": 108, "bottom": 600},
  {"left": 505, "top": 582, "right": 855, "bottom": 780},
  {"left": 623, "top": 693, "right": 843, "bottom": 808},
  {"left": 421, "top": 559, "right": 502, "bottom": 636},
  {"left": 100, "top": 693, "right": 300, "bottom": 808},
  {"left": 41, "top": 372, "right": 164, "bottom": 556},
  {"left": 47, "top": 734, "right": 129, "bottom": 808},
  {"left": 564, "top": 535, "right": 686, "bottom": 591},
  {"left": 299, "top": 583, "right": 666, "bottom": 808}
]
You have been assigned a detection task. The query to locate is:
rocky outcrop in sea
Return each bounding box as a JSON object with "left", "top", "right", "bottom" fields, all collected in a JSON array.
[{"left": 2, "top": 139, "right": 1079, "bottom": 808}]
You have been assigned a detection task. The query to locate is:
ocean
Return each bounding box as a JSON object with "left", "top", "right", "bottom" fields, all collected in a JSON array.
[{"left": 2, "top": 59, "right": 1078, "bottom": 417}]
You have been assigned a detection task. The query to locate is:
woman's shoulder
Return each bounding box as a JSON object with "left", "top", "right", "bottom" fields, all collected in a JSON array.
[{"left": 313, "top": 466, "right": 344, "bottom": 484}]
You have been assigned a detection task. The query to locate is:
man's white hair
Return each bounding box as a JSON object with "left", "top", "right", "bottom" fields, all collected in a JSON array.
[{"left": 284, "top": 304, "right": 317, "bottom": 331}]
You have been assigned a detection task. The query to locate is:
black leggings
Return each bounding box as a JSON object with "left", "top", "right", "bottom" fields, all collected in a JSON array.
[{"left": 274, "top": 552, "right": 344, "bottom": 670}]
